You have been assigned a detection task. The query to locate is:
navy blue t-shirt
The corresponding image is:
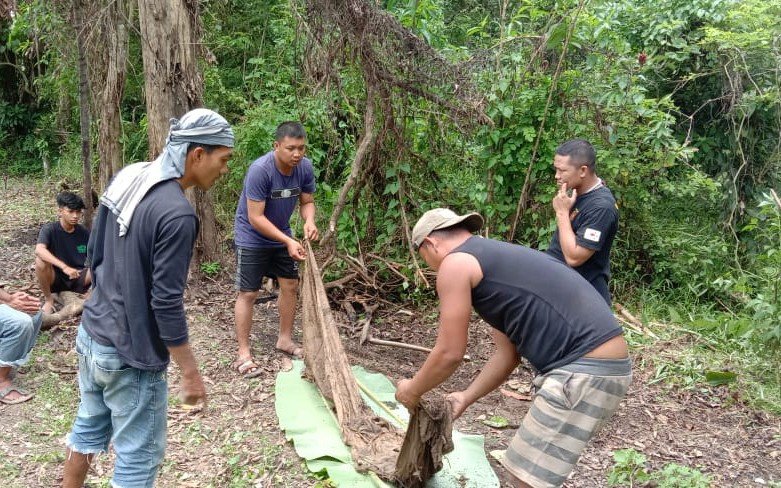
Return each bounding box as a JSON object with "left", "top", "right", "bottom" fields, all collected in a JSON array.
[
  {"left": 234, "top": 151, "right": 316, "bottom": 248},
  {"left": 455, "top": 236, "right": 622, "bottom": 374},
  {"left": 82, "top": 180, "right": 198, "bottom": 371},
  {"left": 547, "top": 185, "right": 618, "bottom": 304}
]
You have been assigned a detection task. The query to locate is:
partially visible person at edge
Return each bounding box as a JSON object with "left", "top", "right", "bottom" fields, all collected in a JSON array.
[
  {"left": 546, "top": 139, "right": 618, "bottom": 305},
  {"left": 395, "top": 208, "right": 631, "bottom": 488},
  {"left": 35, "top": 191, "right": 92, "bottom": 313},
  {"left": 231, "top": 121, "right": 317, "bottom": 378},
  {"left": 0, "top": 288, "right": 43, "bottom": 405},
  {"left": 61, "top": 109, "right": 234, "bottom": 488}
]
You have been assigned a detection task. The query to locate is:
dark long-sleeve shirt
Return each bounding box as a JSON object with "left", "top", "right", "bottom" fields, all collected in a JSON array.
[{"left": 82, "top": 180, "right": 198, "bottom": 370}]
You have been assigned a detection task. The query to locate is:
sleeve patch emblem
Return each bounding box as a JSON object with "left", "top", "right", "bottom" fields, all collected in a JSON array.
[{"left": 584, "top": 228, "right": 602, "bottom": 242}]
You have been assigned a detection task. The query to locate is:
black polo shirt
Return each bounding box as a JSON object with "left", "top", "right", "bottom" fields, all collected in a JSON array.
[{"left": 546, "top": 185, "right": 618, "bottom": 305}]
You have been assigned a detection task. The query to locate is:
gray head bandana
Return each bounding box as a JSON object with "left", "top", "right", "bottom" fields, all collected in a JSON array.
[{"left": 101, "top": 108, "right": 234, "bottom": 236}]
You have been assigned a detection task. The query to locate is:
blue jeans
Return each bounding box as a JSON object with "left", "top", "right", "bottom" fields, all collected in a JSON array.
[
  {"left": 0, "top": 304, "right": 42, "bottom": 368},
  {"left": 67, "top": 325, "right": 168, "bottom": 488}
]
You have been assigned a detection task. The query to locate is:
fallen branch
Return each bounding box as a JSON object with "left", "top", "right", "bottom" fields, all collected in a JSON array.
[
  {"left": 615, "top": 315, "right": 647, "bottom": 337},
  {"left": 614, "top": 303, "right": 659, "bottom": 339},
  {"left": 325, "top": 272, "right": 358, "bottom": 290}
]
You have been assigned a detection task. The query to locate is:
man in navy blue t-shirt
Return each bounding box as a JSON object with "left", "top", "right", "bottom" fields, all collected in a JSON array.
[
  {"left": 232, "top": 121, "right": 318, "bottom": 378},
  {"left": 546, "top": 139, "right": 618, "bottom": 305}
]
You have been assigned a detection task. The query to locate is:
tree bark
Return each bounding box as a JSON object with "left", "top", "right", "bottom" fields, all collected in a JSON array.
[
  {"left": 137, "top": 0, "right": 220, "bottom": 265},
  {"left": 90, "top": 0, "right": 131, "bottom": 193},
  {"left": 74, "top": 0, "right": 93, "bottom": 228}
]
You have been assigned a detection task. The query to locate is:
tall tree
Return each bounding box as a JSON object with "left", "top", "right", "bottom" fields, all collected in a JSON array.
[
  {"left": 89, "top": 0, "right": 131, "bottom": 193},
  {"left": 73, "top": 0, "right": 93, "bottom": 227},
  {"left": 137, "top": 0, "right": 220, "bottom": 265}
]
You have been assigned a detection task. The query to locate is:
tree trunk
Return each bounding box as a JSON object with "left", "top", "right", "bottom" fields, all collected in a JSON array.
[
  {"left": 90, "top": 0, "right": 131, "bottom": 194},
  {"left": 74, "top": 0, "right": 93, "bottom": 228},
  {"left": 137, "top": 0, "right": 220, "bottom": 265}
]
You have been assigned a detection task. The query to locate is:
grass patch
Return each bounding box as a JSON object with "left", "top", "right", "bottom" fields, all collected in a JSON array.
[
  {"left": 626, "top": 291, "right": 781, "bottom": 415},
  {"left": 0, "top": 459, "right": 21, "bottom": 482}
]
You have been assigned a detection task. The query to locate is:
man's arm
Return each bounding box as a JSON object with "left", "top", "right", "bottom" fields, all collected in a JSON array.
[
  {"left": 35, "top": 243, "right": 81, "bottom": 279},
  {"left": 395, "top": 253, "right": 477, "bottom": 409},
  {"left": 552, "top": 183, "right": 595, "bottom": 267},
  {"left": 299, "top": 192, "right": 318, "bottom": 241},
  {"left": 247, "top": 199, "right": 305, "bottom": 260},
  {"left": 150, "top": 214, "right": 205, "bottom": 405},
  {"left": 167, "top": 342, "right": 206, "bottom": 406},
  {"left": 447, "top": 328, "right": 520, "bottom": 419}
]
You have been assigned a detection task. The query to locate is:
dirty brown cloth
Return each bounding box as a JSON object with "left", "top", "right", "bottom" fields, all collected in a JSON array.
[
  {"left": 300, "top": 241, "right": 403, "bottom": 479},
  {"left": 395, "top": 396, "right": 455, "bottom": 487}
]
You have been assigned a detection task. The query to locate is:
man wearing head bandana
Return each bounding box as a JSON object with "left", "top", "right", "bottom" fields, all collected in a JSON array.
[{"left": 62, "top": 109, "right": 234, "bottom": 488}]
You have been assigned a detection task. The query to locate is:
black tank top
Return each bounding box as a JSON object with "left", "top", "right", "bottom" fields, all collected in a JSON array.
[{"left": 452, "top": 236, "right": 622, "bottom": 374}]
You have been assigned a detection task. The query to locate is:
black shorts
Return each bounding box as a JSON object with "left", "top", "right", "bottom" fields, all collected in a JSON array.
[
  {"left": 235, "top": 246, "right": 299, "bottom": 292},
  {"left": 52, "top": 268, "right": 90, "bottom": 294}
]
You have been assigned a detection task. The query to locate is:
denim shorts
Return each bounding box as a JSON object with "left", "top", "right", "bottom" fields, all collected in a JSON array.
[
  {"left": 235, "top": 245, "right": 299, "bottom": 291},
  {"left": 0, "top": 305, "right": 42, "bottom": 368},
  {"left": 67, "top": 325, "right": 168, "bottom": 488}
]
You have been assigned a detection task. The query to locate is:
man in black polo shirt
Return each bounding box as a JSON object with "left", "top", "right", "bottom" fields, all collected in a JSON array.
[
  {"left": 35, "top": 191, "right": 92, "bottom": 313},
  {"left": 546, "top": 139, "right": 618, "bottom": 305},
  {"left": 395, "top": 208, "right": 631, "bottom": 488}
]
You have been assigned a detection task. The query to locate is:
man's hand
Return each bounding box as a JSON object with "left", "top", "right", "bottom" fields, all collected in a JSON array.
[
  {"left": 286, "top": 239, "right": 307, "bottom": 261},
  {"left": 445, "top": 391, "right": 471, "bottom": 420},
  {"left": 9, "top": 292, "right": 40, "bottom": 314},
  {"left": 180, "top": 370, "right": 207, "bottom": 407},
  {"left": 304, "top": 220, "right": 319, "bottom": 241},
  {"left": 62, "top": 265, "right": 81, "bottom": 280},
  {"left": 552, "top": 182, "right": 577, "bottom": 215},
  {"left": 395, "top": 378, "right": 421, "bottom": 411}
]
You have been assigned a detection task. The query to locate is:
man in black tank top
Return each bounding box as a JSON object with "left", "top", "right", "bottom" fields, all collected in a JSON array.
[{"left": 395, "top": 208, "right": 631, "bottom": 488}]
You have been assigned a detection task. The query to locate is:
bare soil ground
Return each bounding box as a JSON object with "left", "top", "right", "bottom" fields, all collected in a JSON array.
[{"left": 0, "top": 179, "right": 779, "bottom": 487}]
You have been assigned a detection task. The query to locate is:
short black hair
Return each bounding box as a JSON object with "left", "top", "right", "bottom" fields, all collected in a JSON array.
[
  {"left": 186, "top": 143, "right": 221, "bottom": 155},
  {"left": 556, "top": 139, "right": 596, "bottom": 171},
  {"left": 56, "top": 191, "right": 85, "bottom": 210},
  {"left": 275, "top": 121, "right": 306, "bottom": 141}
]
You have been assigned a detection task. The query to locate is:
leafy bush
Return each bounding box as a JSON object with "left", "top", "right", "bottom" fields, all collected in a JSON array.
[{"left": 608, "top": 448, "right": 711, "bottom": 487}]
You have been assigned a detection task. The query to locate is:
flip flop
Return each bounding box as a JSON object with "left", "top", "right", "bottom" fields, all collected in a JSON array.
[
  {"left": 0, "top": 386, "right": 34, "bottom": 405},
  {"left": 233, "top": 357, "right": 263, "bottom": 379}
]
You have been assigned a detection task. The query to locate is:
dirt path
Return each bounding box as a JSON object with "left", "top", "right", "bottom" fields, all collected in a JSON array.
[{"left": 1, "top": 179, "right": 778, "bottom": 487}]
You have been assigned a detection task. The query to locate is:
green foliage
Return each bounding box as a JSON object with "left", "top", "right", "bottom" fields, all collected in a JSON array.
[
  {"left": 0, "top": 0, "right": 779, "bottom": 415},
  {"left": 200, "top": 261, "right": 222, "bottom": 276},
  {"left": 607, "top": 448, "right": 650, "bottom": 486},
  {"left": 651, "top": 463, "right": 712, "bottom": 488},
  {"left": 608, "top": 449, "right": 711, "bottom": 487},
  {"left": 732, "top": 192, "right": 781, "bottom": 343}
]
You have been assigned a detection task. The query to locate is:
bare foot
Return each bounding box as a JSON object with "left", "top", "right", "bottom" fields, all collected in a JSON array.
[{"left": 42, "top": 300, "right": 55, "bottom": 314}]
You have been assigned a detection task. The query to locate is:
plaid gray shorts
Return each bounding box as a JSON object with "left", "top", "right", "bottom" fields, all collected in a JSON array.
[{"left": 500, "top": 357, "right": 632, "bottom": 488}]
